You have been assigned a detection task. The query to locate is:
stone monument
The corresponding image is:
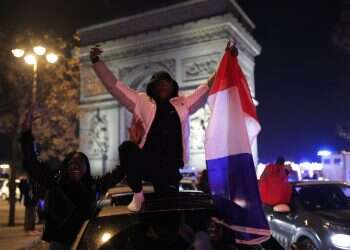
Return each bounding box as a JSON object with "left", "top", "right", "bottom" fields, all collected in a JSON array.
[{"left": 78, "top": 0, "right": 261, "bottom": 175}]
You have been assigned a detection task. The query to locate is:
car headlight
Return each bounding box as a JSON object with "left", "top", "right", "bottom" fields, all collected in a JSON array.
[
  {"left": 331, "top": 234, "right": 350, "bottom": 249},
  {"left": 101, "top": 232, "right": 112, "bottom": 243}
]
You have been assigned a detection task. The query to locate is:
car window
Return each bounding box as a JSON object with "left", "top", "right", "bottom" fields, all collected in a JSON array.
[
  {"left": 181, "top": 183, "right": 194, "bottom": 190},
  {"left": 78, "top": 210, "right": 212, "bottom": 250},
  {"left": 296, "top": 185, "right": 350, "bottom": 210},
  {"left": 342, "top": 187, "right": 350, "bottom": 199}
]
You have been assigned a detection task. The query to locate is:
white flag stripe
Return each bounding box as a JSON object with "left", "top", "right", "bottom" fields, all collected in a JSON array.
[
  {"left": 245, "top": 115, "right": 261, "bottom": 145},
  {"left": 205, "top": 86, "right": 253, "bottom": 160}
]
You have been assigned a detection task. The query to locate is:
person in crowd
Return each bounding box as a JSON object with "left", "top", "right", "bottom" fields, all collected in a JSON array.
[
  {"left": 18, "top": 176, "right": 27, "bottom": 203},
  {"left": 20, "top": 108, "right": 143, "bottom": 250},
  {"left": 22, "top": 177, "right": 41, "bottom": 236},
  {"left": 18, "top": 177, "right": 26, "bottom": 204},
  {"left": 258, "top": 156, "right": 292, "bottom": 211},
  {"left": 90, "top": 43, "right": 237, "bottom": 212}
]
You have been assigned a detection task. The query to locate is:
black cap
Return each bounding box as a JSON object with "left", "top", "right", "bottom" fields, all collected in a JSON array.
[{"left": 146, "top": 71, "right": 179, "bottom": 99}]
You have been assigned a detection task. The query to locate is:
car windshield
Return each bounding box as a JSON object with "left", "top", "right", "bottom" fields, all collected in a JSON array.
[
  {"left": 180, "top": 183, "right": 194, "bottom": 191},
  {"left": 296, "top": 184, "right": 350, "bottom": 210}
]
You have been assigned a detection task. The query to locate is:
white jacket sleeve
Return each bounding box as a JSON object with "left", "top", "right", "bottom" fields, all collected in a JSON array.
[{"left": 93, "top": 61, "right": 139, "bottom": 112}]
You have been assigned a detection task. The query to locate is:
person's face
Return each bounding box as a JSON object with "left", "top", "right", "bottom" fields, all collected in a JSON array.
[
  {"left": 155, "top": 79, "right": 174, "bottom": 100},
  {"left": 67, "top": 154, "right": 87, "bottom": 182}
]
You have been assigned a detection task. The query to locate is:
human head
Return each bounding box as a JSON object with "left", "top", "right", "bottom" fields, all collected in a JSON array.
[
  {"left": 146, "top": 71, "right": 179, "bottom": 101},
  {"left": 61, "top": 152, "right": 91, "bottom": 183},
  {"left": 275, "top": 156, "right": 285, "bottom": 165}
]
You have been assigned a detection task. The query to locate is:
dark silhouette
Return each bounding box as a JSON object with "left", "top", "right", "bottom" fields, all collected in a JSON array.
[
  {"left": 20, "top": 109, "right": 128, "bottom": 249},
  {"left": 197, "top": 169, "right": 210, "bottom": 194}
]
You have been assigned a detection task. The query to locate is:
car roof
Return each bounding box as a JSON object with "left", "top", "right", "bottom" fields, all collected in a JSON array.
[
  {"left": 291, "top": 180, "right": 350, "bottom": 187},
  {"left": 180, "top": 178, "right": 195, "bottom": 184},
  {"left": 98, "top": 191, "right": 213, "bottom": 218},
  {"left": 105, "top": 184, "right": 154, "bottom": 198}
]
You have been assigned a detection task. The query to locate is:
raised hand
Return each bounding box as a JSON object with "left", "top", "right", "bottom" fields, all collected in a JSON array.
[
  {"left": 225, "top": 40, "right": 239, "bottom": 56},
  {"left": 90, "top": 45, "right": 103, "bottom": 63}
]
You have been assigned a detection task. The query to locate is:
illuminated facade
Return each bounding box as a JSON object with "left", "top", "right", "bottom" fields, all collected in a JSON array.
[{"left": 321, "top": 151, "right": 350, "bottom": 182}]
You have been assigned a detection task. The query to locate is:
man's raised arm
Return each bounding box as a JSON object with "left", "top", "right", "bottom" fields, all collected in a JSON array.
[{"left": 90, "top": 46, "right": 139, "bottom": 112}]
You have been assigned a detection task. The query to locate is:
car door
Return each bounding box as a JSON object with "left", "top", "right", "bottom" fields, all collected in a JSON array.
[{"left": 267, "top": 196, "right": 299, "bottom": 248}]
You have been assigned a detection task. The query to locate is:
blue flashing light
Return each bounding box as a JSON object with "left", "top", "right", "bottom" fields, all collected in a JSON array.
[{"left": 317, "top": 150, "right": 332, "bottom": 157}]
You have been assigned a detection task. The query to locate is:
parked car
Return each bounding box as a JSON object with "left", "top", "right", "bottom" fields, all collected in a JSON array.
[
  {"left": 265, "top": 181, "right": 350, "bottom": 250},
  {"left": 0, "top": 179, "right": 20, "bottom": 200}
]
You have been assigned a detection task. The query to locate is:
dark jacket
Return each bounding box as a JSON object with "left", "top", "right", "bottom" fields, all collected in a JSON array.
[
  {"left": 21, "top": 178, "right": 39, "bottom": 207},
  {"left": 20, "top": 130, "right": 125, "bottom": 245}
]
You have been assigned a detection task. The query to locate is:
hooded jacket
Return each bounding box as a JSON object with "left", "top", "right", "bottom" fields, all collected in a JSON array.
[{"left": 93, "top": 61, "right": 210, "bottom": 163}]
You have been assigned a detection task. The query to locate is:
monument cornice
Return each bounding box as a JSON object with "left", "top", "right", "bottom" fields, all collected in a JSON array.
[
  {"left": 78, "top": 0, "right": 257, "bottom": 45},
  {"left": 80, "top": 14, "right": 261, "bottom": 64}
]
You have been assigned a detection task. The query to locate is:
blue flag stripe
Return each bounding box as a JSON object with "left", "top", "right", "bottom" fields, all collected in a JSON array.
[{"left": 207, "top": 153, "right": 270, "bottom": 243}]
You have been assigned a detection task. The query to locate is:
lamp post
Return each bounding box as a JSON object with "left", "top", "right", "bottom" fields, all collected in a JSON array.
[{"left": 11, "top": 46, "right": 58, "bottom": 104}]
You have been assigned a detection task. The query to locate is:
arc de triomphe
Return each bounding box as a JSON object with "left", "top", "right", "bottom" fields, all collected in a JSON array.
[{"left": 78, "top": 0, "right": 261, "bottom": 176}]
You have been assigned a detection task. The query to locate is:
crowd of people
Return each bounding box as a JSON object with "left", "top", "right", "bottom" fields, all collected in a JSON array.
[{"left": 14, "top": 42, "right": 292, "bottom": 250}]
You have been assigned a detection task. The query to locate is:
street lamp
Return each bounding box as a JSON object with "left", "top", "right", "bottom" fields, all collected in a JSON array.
[
  {"left": 46, "top": 53, "right": 58, "bottom": 64},
  {"left": 33, "top": 46, "right": 46, "bottom": 56},
  {"left": 11, "top": 49, "right": 24, "bottom": 58},
  {"left": 11, "top": 46, "right": 58, "bottom": 104},
  {"left": 24, "top": 54, "right": 37, "bottom": 65}
]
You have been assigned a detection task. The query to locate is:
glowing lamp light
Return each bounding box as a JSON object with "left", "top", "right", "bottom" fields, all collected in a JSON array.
[
  {"left": 317, "top": 150, "right": 332, "bottom": 157},
  {"left": 24, "top": 54, "right": 37, "bottom": 65},
  {"left": 11, "top": 49, "right": 25, "bottom": 58},
  {"left": 33, "top": 46, "right": 46, "bottom": 56},
  {"left": 0, "top": 164, "right": 10, "bottom": 169},
  {"left": 101, "top": 232, "right": 112, "bottom": 243},
  {"left": 331, "top": 234, "right": 350, "bottom": 249},
  {"left": 46, "top": 53, "right": 58, "bottom": 63}
]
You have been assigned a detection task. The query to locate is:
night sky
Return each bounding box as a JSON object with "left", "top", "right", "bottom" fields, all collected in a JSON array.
[{"left": 0, "top": 0, "right": 348, "bottom": 163}]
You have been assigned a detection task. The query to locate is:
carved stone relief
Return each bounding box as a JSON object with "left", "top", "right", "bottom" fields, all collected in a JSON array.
[
  {"left": 189, "top": 104, "right": 211, "bottom": 153},
  {"left": 88, "top": 109, "right": 109, "bottom": 158},
  {"left": 119, "top": 59, "right": 176, "bottom": 83},
  {"left": 182, "top": 53, "right": 221, "bottom": 82},
  {"left": 81, "top": 66, "right": 108, "bottom": 97}
]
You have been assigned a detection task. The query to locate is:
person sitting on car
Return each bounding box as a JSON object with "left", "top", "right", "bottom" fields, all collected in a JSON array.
[
  {"left": 258, "top": 156, "right": 292, "bottom": 212},
  {"left": 90, "top": 43, "right": 237, "bottom": 212},
  {"left": 20, "top": 108, "right": 143, "bottom": 250}
]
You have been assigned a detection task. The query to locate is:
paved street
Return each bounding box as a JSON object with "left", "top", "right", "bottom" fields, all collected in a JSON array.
[{"left": 0, "top": 199, "right": 46, "bottom": 250}]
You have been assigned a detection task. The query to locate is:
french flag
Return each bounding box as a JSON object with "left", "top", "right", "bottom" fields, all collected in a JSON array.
[{"left": 205, "top": 47, "right": 271, "bottom": 245}]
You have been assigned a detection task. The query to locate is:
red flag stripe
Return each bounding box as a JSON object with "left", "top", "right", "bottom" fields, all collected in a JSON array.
[{"left": 209, "top": 51, "right": 259, "bottom": 122}]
